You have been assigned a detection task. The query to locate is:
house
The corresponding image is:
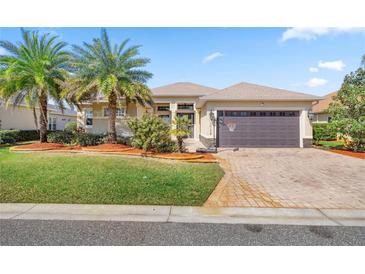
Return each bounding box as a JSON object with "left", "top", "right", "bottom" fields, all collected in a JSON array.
[
  {"left": 311, "top": 91, "right": 337, "bottom": 123},
  {"left": 0, "top": 100, "right": 77, "bottom": 131},
  {"left": 77, "top": 82, "right": 321, "bottom": 148}
]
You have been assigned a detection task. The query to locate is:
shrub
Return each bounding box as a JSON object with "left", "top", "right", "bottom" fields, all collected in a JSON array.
[
  {"left": 313, "top": 123, "right": 337, "bottom": 145},
  {"left": 116, "top": 135, "right": 132, "bottom": 146},
  {"left": 127, "top": 114, "right": 176, "bottom": 152},
  {"left": 0, "top": 130, "right": 39, "bottom": 144},
  {"left": 47, "top": 131, "right": 104, "bottom": 146},
  {"left": 72, "top": 132, "right": 104, "bottom": 146},
  {"left": 64, "top": 121, "right": 77, "bottom": 132},
  {"left": 47, "top": 131, "right": 74, "bottom": 144}
]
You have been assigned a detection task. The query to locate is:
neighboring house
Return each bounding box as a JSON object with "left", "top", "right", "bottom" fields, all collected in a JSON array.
[
  {"left": 311, "top": 91, "right": 337, "bottom": 123},
  {"left": 77, "top": 82, "right": 321, "bottom": 148},
  {"left": 0, "top": 100, "right": 77, "bottom": 131}
]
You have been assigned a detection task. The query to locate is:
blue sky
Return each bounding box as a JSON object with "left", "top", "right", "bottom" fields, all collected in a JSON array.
[{"left": 0, "top": 27, "right": 364, "bottom": 96}]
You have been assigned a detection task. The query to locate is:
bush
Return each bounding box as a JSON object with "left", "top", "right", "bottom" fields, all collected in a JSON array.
[
  {"left": 116, "top": 135, "right": 132, "bottom": 146},
  {"left": 72, "top": 132, "right": 104, "bottom": 146},
  {"left": 0, "top": 130, "right": 39, "bottom": 144},
  {"left": 313, "top": 123, "right": 337, "bottom": 145},
  {"left": 64, "top": 121, "right": 77, "bottom": 132},
  {"left": 127, "top": 114, "right": 176, "bottom": 152},
  {"left": 47, "top": 131, "right": 104, "bottom": 146},
  {"left": 47, "top": 131, "right": 74, "bottom": 144}
]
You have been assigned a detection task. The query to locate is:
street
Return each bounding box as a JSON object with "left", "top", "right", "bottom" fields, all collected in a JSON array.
[{"left": 1, "top": 219, "right": 364, "bottom": 245}]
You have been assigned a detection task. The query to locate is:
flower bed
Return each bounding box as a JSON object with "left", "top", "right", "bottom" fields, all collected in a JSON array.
[
  {"left": 329, "top": 149, "right": 365, "bottom": 160},
  {"left": 11, "top": 143, "right": 81, "bottom": 151},
  {"left": 10, "top": 143, "right": 217, "bottom": 162}
]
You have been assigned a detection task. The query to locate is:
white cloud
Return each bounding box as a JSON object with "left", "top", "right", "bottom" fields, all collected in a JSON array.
[
  {"left": 203, "top": 52, "right": 224, "bottom": 63},
  {"left": 318, "top": 60, "right": 345, "bottom": 71},
  {"left": 280, "top": 27, "right": 365, "bottom": 42},
  {"left": 0, "top": 48, "right": 7, "bottom": 55},
  {"left": 309, "top": 67, "right": 319, "bottom": 72},
  {"left": 306, "top": 78, "right": 328, "bottom": 88}
]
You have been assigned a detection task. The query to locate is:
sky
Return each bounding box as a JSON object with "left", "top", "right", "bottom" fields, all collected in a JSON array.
[{"left": 0, "top": 27, "right": 364, "bottom": 96}]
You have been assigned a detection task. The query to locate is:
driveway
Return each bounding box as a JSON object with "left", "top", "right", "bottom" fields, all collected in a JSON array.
[{"left": 205, "top": 148, "right": 365, "bottom": 209}]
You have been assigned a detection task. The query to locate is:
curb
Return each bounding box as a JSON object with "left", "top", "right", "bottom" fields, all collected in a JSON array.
[{"left": 1, "top": 203, "right": 364, "bottom": 226}]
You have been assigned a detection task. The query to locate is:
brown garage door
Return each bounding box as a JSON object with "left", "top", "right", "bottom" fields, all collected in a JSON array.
[{"left": 217, "top": 111, "right": 300, "bottom": 148}]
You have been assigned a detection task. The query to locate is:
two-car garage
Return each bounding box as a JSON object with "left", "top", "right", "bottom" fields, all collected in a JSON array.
[{"left": 217, "top": 111, "right": 300, "bottom": 148}]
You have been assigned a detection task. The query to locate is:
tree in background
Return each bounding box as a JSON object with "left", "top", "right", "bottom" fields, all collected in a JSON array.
[
  {"left": 0, "top": 29, "right": 70, "bottom": 142},
  {"left": 171, "top": 115, "right": 192, "bottom": 153},
  {"left": 65, "top": 29, "right": 153, "bottom": 143},
  {"left": 329, "top": 55, "right": 365, "bottom": 151}
]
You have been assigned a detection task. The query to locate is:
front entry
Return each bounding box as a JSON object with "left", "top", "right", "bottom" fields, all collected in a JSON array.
[
  {"left": 217, "top": 111, "right": 300, "bottom": 147},
  {"left": 177, "top": 113, "right": 195, "bottom": 138}
]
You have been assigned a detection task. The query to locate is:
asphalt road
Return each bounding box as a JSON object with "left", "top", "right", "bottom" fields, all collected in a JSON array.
[{"left": 1, "top": 219, "right": 364, "bottom": 245}]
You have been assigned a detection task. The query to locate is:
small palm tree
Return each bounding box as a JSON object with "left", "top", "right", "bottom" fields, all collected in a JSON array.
[
  {"left": 171, "top": 115, "right": 192, "bottom": 153},
  {"left": 0, "top": 29, "right": 70, "bottom": 142},
  {"left": 66, "top": 29, "right": 153, "bottom": 143}
]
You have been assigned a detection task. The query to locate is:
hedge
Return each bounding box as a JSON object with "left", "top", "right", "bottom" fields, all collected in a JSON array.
[
  {"left": 0, "top": 130, "right": 39, "bottom": 144},
  {"left": 47, "top": 131, "right": 105, "bottom": 146}
]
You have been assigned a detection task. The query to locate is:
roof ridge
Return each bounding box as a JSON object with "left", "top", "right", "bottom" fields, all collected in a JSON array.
[{"left": 222, "top": 81, "right": 319, "bottom": 97}]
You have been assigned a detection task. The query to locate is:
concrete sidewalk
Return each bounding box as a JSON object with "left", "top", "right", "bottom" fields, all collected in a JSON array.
[{"left": 1, "top": 203, "right": 364, "bottom": 226}]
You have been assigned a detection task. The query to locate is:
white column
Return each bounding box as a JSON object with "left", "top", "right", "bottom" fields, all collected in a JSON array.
[{"left": 195, "top": 109, "right": 201, "bottom": 140}]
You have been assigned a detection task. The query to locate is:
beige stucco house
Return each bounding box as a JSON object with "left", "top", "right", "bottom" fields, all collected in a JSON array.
[
  {"left": 0, "top": 100, "right": 77, "bottom": 131},
  {"left": 311, "top": 91, "right": 337, "bottom": 123},
  {"left": 77, "top": 82, "right": 321, "bottom": 148}
]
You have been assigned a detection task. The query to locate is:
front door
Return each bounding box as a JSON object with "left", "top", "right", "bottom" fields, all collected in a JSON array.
[{"left": 177, "top": 113, "right": 194, "bottom": 138}]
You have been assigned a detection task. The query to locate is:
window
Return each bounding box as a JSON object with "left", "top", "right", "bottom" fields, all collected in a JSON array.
[
  {"left": 177, "top": 103, "right": 194, "bottom": 110},
  {"left": 103, "top": 108, "right": 110, "bottom": 117},
  {"left": 116, "top": 108, "right": 125, "bottom": 117},
  {"left": 223, "top": 111, "right": 298, "bottom": 117},
  {"left": 104, "top": 107, "right": 125, "bottom": 117},
  {"left": 48, "top": 117, "right": 57, "bottom": 130},
  {"left": 159, "top": 115, "right": 171, "bottom": 124},
  {"left": 157, "top": 105, "right": 170, "bottom": 111},
  {"left": 85, "top": 109, "right": 93, "bottom": 127}
]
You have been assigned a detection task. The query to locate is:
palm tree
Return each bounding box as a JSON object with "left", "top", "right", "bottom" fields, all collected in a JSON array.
[
  {"left": 66, "top": 29, "right": 153, "bottom": 143},
  {"left": 0, "top": 29, "right": 70, "bottom": 142},
  {"left": 171, "top": 115, "right": 192, "bottom": 153}
]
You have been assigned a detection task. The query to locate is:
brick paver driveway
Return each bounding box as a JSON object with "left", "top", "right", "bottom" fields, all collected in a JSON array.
[{"left": 205, "top": 148, "right": 365, "bottom": 209}]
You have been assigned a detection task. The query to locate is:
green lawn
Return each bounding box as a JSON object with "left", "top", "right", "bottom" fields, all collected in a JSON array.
[
  {"left": 318, "top": 140, "right": 365, "bottom": 152},
  {"left": 0, "top": 147, "right": 224, "bottom": 206},
  {"left": 318, "top": 140, "right": 344, "bottom": 149}
]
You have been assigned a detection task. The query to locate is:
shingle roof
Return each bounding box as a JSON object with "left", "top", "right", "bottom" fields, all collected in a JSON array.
[
  {"left": 200, "top": 82, "right": 322, "bottom": 101},
  {"left": 311, "top": 91, "right": 337, "bottom": 113},
  {"left": 152, "top": 82, "right": 218, "bottom": 97}
]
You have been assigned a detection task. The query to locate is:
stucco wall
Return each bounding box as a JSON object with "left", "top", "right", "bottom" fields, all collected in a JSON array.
[
  {"left": 78, "top": 101, "right": 140, "bottom": 136},
  {"left": 0, "top": 105, "right": 76, "bottom": 130}
]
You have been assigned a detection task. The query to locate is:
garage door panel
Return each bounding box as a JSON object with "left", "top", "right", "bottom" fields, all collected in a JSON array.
[{"left": 218, "top": 112, "right": 300, "bottom": 148}]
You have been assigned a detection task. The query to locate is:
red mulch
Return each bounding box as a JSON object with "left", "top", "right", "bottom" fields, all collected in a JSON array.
[
  {"left": 82, "top": 143, "right": 132, "bottom": 152},
  {"left": 11, "top": 143, "right": 217, "bottom": 162},
  {"left": 11, "top": 143, "right": 81, "bottom": 151},
  {"left": 153, "top": 152, "right": 203, "bottom": 160},
  {"left": 329, "top": 149, "right": 365, "bottom": 160}
]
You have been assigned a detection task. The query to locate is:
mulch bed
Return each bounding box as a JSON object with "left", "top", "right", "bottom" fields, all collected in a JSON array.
[
  {"left": 11, "top": 143, "right": 81, "bottom": 151},
  {"left": 81, "top": 143, "right": 133, "bottom": 152},
  {"left": 329, "top": 149, "right": 365, "bottom": 160},
  {"left": 10, "top": 143, "right": 217, "bottom": 162}
]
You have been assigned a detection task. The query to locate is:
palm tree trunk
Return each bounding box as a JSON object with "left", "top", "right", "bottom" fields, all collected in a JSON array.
[
  {"left": 32, "top": 107, "right": 39, "bottom": 132},
  {"left": 108, "top": 91, "right": 117, "bottom": 144},
  {"left": 39, "top": 94, "right": 48, "bottom": 143}
]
